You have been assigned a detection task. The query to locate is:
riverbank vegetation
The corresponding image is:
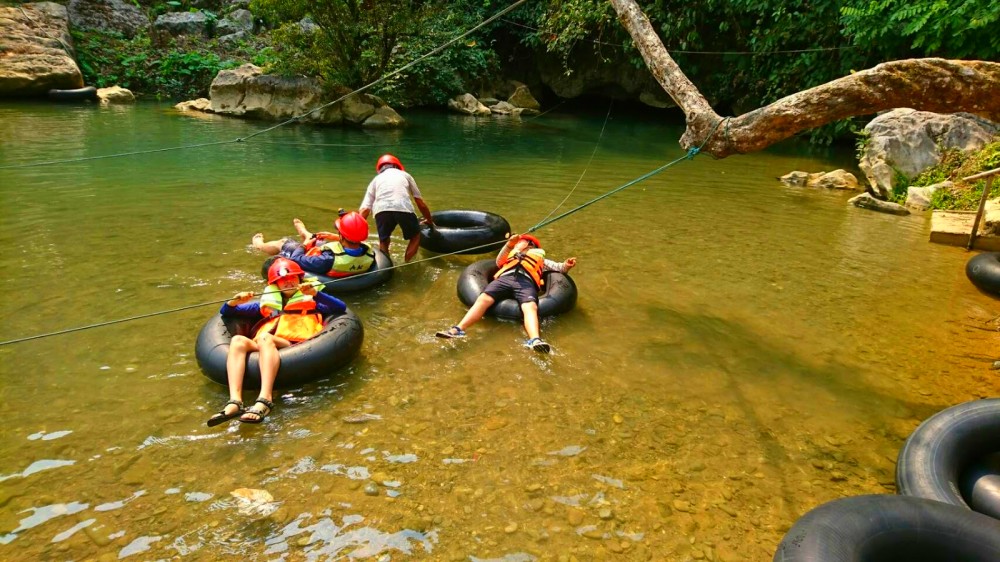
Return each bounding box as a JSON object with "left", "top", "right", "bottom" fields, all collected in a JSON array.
[
  {"left": 922, "top": 141, "right": 1000, "bottom": 210},
  {"left": 72, "top": 0, "right": 998, "bottom": 142}
]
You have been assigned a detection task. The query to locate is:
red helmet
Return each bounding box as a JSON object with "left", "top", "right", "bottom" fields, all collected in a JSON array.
[
  {"left": 376, "top": 154, "right": 404, "bottom": 173},
  {"left": 335, "top": 211, "right": 370, "bottom": 243},
  {"left": 267, "top": 257, "right": 304, "bottom": 285},
  {"left": 520, "top": 234, "right": 541, "bottom": 248}
]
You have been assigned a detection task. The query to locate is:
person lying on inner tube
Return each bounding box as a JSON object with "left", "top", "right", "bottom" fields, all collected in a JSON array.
[
  {"left": 206, "top": 258, "right": 347, "bottom": 427},
  {"left": 435, "top": 233, "right": 577, "bottom": 354},
  {"left": 253, "top": 211, "right": 376, "bottom": 279}
]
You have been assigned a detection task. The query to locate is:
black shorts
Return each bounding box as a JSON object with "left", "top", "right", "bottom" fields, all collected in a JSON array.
[
  {"left": 375, "top": 211, "right": 421, "bottom": 241},
  {"left": 483, "top": 273, "right": 539, "bottom": 305},
  {"left": 279, "top": 239, "right": 303, "bottom": 256}
]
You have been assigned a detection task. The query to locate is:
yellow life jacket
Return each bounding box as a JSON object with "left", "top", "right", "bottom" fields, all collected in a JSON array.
[
  {"left": 310, "top": 241, "right": 375, "bottom": 277},
  {"left": 255, "top": 278, "right": 325, "bottom": 342},
  {"left": 494, "top": 248, "right": 547, "bottom": 288}
]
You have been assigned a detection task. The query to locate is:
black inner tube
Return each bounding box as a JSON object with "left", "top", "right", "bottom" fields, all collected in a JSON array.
[
  {"left": 195, "top": 309, "right": 364, "bottom": 389},
  {"left": 773, "top": 495, "right": 1000, "bottom": 562},
  {"left": 48, "top": 87, "right": 98, "bottom": 102},
  {"left": 896, "top": 398, "right": 1000, "bottom": 518},
  {"left": 419, "top": 210, "right": 511, "bottom": 255},
  {"left": 966, "top": 252, "right": 1000, "bottom": 298},
  {"left": 456, "top": 259, "right": 577, "bottom": 320}
]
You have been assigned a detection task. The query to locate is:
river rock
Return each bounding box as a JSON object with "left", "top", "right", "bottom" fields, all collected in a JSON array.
[
  {"left": 858, "top": 108, "right": 1000, "bottom": 198},
  {"left": 905, "top": 181, "right": 949, "bottom": 211},
  {"left": 448, "top": 93, "right": 491, "bottom": 116},
  {"left": 175, "top": 97, "right": 212, "bottom": 112},
  {"left": 67, "top": 0, "right": 148, "bottom": 38},
  {"left": 0, "top": 2, "right": 83, "bottom": 97},
  {"left": 780, "top": 170, "right": 860, "bottom": 190},
  {"left": 97, "top": 85, "right": 134, "bottom": 103},
  {"left": 204, "top": 64, "right": 401, "bottom": 127},
  {"left": 154, "top": 11, "right": 209, "bottom": 37},
  {"left": 490, "top": 101, "right": 516, "bottom": 115},
  {"left": 849, "top": 193, "right": 910, "bottom": 216},
  {"left": 507, "top": 82, "right": 540, "bottom": 110}
]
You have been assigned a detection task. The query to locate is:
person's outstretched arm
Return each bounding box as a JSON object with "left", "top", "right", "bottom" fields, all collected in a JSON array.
[{"left": 285, "top": 245, "right": 334, "bottom": 274}]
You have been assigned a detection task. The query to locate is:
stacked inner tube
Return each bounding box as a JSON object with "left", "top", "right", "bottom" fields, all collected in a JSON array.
[
  {"left": 419, "top": 210, "right": 511, "bottom": 255},
  {"left": 457, "top": 259, "right": 577, "bottom": 321},
  {"left": 896, "top": 398, "right": 1000, "bottom": 519},
  {"left": 195, "top": 309, "right": 364, "bottom": 389},
  {"left": 773, "top": 495, "right": 1000, "bottom": 561},
  {"left": 966, "top": 252, "right": 1000, "bottom": 297},
  {"left": 260, "top": 249, "right": 393, "bottom": 294},
  {"left": 48, "top": 87, "right": 98, "bottom": 102}
]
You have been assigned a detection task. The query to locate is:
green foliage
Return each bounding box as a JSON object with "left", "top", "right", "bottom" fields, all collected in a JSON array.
[
  {"left": 249, "top": 0, "right": 498, "bottom": 107},
  {"left": 72, "top": 29, "right": 239, "bottom": 99},
  {"left": 889, "top": 168, "right": 911, "bottom": 204},
  {"left": 921, "top": 140, "right": 1000, "bottom": 210},
  {"left": 841, "top": 0, "right": 1000, "bottom": 60}
]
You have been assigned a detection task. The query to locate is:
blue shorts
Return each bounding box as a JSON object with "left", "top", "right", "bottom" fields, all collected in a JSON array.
[
  {"left": 375, "top": 211, "right": 420, "bottom": 242},
  {"left": 483, "top": 273, "right": 538, "bottom": 305}
]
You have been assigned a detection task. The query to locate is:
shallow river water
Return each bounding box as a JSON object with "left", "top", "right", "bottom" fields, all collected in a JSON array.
[{"left": 1, "top": 101, "right": 998, "bottom": 561}]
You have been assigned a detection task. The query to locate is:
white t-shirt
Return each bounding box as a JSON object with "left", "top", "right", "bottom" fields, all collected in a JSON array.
[{"left": 359, "top": 168, "right": 423, "bottom": 216}]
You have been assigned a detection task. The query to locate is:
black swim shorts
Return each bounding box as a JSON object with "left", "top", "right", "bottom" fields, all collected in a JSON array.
[{"left": 375, "top": 211, "right": 421, "bottom": 241}]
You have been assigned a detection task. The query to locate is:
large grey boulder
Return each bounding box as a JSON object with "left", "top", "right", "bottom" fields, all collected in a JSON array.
[
  {"left": 0, "top": 2, "right": 83, "bottom": 97},
  {"left": 858, "top": 108, "right": 999, "bottom": 198},
  {"left": 905, "top": 181, "right": 949, "bottom": 211},
  {"left": 67, "top": 0, "right": 149, "bottom": 38},
  {"left": 154, "top": 11, "right": 209, "bottom": 37},
  {"left": 216, "top": 9, "right": 253, "bottom": 35},
  {"left": 203, "top": 64, "right": 403, "bottom": 128}
]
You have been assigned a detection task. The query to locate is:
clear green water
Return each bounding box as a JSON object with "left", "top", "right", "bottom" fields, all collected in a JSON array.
[{"left": 1, "top": 101, "right": 997, "bottom": 561}]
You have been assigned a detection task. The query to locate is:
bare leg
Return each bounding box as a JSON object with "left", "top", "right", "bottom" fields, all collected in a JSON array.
[
  {"left": 520, "top": 301, "right": 541, "bottom": 340},
  {"left": 379, "top": 238, "right": 391, "bottom": 255},
  {"left": 240, "top": 333, "right": 290, "bottom": 422},
  {"left": 293, "top": 218, "right": 312, "bottom": 241},
  {"left": 404, "top": 233, "right": 421, "bottom": 262},
  {"left": 252, "top": 232, "right": 285, "bottom": 256},
  {"left": 223, "top": 335, "right": 259, "bottom": 414},
  {"left": 457, "top": 293, "right": 496, "bottom": 331}
]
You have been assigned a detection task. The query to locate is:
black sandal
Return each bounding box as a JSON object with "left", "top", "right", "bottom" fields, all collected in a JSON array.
[
  {"left": 240, "top": 398, "right": 274, "bottom": 424},
  {"left": 207, "top": 399, "right": 244, "bottom": 427}
]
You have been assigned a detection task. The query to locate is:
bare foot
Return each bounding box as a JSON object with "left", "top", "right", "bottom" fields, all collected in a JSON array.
[
  {"left": 293, "top": 218, "right": 312, "bottom": 241},
  {"left": 251, "top": 232, "right": 265, "bottom": 250}
]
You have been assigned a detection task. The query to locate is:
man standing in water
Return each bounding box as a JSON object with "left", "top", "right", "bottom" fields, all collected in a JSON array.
[{"left": 359, "top": 154, "right": 434, "bottom": 262}]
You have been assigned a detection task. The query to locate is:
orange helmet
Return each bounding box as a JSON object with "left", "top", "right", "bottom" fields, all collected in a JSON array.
[
  {"left": 376, "top": 154, "right": 404, "bottom": 173},
  {"left": 520, "top": 234, "right": 541, "bottom": 248},
  {"left": 267, "top": 257, "right": 304, "bottom": 285},
  {"left": 335, "top": 211, "right": 370, "bottom": 243}
]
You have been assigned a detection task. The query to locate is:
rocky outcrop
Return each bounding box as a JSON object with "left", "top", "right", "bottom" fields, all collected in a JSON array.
[
  {"left": 905, "top": 181, "right": 949, "bottom": 211},
  {"left": 67, "top": 0, "right": 149, "bottom": 38},
  {"left": 849, "top": 193, "right": 910, "bottom": 216},
  {"left": 97, "top": 85, "right": 134, "bottom": 103},
  {"left": 153, "top": 11, "right": 209, "bottom": 37},
  {"left": 189, "top": 64, "right": 403, "bottom": 128},
  {"left": 858, "top": 109, "right": 1000, "bottom": 198},
  {"left": 216, "top": 9, "right": 253, "bottom": 35},
  {"left": 507, "top": 82, "right": 540, "bottom": 111},
  {"left": 779, "top": 170, "right": 861, "bottom": 190},
  {"left": 448, "top": 93, "right": 491, "bottom": 116},
  {"left": 0, "top": 2, "right": 83, "bottom": 97},
  {"left": 490, "top": 101, "right": 515, "bottom": 115}
]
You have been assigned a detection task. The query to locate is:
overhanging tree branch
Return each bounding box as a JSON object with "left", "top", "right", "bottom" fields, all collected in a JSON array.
[{"left": 609, "top": 0, "right": 1000, "bottom": 158}]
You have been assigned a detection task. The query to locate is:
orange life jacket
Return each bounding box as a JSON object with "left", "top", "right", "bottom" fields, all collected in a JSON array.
[
  {"left": 494, "top": 248, "right": 546, "bottom": 288},
  {"left": 254, "top": 286, "right": 324, "bottom": 343}
]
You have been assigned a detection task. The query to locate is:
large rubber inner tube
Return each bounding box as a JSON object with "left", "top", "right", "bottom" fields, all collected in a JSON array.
[
  {"left": 896, "top": 398, "right": 1000, "bottom": 519},
  {"left": 456, "top": 259, "right": 577, "bottom": 321},
  {"left": 963, "top": 453, "right": 1000, "bottom": 520},
  {"left": 48, "top": 87, "right": 98, "bottom": 102},
  {"left": 773, "top": 495, "right": 1000, "bottom": 561},
  {"left": 966, "top": 252, "right": 1000, "bottom": 297},
  {"left": 195, "top": 308, "right": 363, "bottom": 389},
  {"left": 260, "top": 249, "right": 393, "bottom": 294},
  {"left": 419, "top": 210, "right": 511, "bottom": 255}
]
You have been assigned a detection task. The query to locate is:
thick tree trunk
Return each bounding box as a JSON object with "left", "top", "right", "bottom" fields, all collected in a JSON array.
[{"left": 609, "top": 0, "right": 1000, "bottom": 158}]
